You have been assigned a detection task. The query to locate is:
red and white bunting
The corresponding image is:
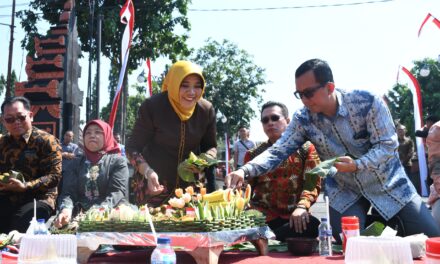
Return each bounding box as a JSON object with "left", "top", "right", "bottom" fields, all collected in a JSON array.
[
  {"left": 108, "top": 0, "right": 135, "bottom": 128},
  {"left": 146, "top": 58, "right": 153, "bottom": 97},
  {"left": 398, "top": 66, "right": 428, "bottom": 196}
]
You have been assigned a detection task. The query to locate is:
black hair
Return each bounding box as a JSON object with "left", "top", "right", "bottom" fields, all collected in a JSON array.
[
  {"left": 427, "top": 115, "right": 439, "bottom": 123},
  {"left": 261, "top": 101, "right": 289, "bottom": 119},
  {"left": 295, "top": 59, "right": 334, "bottom": 85},
  {"left": 1, "top": 96, "right": 31, "bottom": 113}
]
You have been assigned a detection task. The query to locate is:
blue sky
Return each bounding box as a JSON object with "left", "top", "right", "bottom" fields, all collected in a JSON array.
[{"left": 0, "top": 0, "right": 439, "bottom": 141}]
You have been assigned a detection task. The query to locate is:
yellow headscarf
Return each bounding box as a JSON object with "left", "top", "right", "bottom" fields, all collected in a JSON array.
[{"left": 162, "top": 61, "right": 206, "bottom": 121}]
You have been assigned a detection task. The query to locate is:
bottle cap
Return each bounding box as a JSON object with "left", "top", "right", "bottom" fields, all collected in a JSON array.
[
  {"left": 157, "top": 237, "right": 171, "bottom": 244},
  {"left": 320, "top": 217, "right": 327, "bottom": 222},
  {"left": 37, "top": 219, "right": 45, "bottom": 223}
]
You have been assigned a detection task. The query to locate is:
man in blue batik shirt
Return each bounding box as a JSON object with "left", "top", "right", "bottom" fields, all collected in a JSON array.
[{"left": 226, "top": 58, "right": 440, "bottom": 242}]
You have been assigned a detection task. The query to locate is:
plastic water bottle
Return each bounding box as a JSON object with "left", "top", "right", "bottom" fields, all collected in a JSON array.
[
  {"left": 34, "top": 219, "right": 50, "bottom": 235},
  {"left": 151, "top": 237, "right": 176, "bottom": 264},
  {"left": 318, "top": 218, "right": 330, "bottom": 256}
]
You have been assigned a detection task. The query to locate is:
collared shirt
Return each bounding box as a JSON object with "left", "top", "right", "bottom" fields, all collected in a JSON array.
[
  {"left": 398, "top": 136, "right": 414, "bottom": 167},
  {"left": 243, "top": 89, "right": 417, "bottom": 220},
  {"left": 0, "top": 126, "right": 62, "bottom": 209},
  {"left": 61, "top": 142, "right": 80, "bottom": 170},
  {"left": 245, "top": 141, "right": 321, "bottom": 222}
]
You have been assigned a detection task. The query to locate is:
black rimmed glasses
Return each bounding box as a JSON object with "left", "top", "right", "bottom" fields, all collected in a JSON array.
[
  {"left": 261, "top": 114, "right": 282, "bottom": 124},
  {"left": 294, "top": 83, "right": 325, "bottom": 99},
  {"left": 3, "top": 114, "right": 27, "bottom": 124}
]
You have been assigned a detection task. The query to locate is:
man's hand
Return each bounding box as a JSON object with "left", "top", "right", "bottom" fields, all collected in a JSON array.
[
  {"left": 289, "top": 207, "right": 309, "bottom": 233},
  {"left": 225, "top": 169, "right": 245, "bottom": 189},
  {"left": 62, "top": 152, "right": 75, "bottom": 159},
  {"left": 0, "top": 178, "right": 26, "bottom": 192},
  {"left": 334, "top": 156, "right": 357, "bottom": 173},
  {"left": 54, "top": 209, "right": 72, "bottom": 228}
]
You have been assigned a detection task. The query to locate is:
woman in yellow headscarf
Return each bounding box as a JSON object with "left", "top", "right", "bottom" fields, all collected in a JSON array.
[{"left": 126, "top": 61, "right": 217, "bottom": 206}]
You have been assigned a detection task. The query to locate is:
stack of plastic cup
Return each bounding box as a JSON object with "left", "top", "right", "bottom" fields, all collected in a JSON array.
[
  {"left": 18, "top": 234, "right": 77, "bottom": 263},
  {"left": 345, "top": 236, "right": 412, "bottom": 264}
]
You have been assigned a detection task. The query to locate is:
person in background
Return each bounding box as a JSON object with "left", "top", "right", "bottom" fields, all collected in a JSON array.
[
  {"left": 61, "top": 130, "right": 81, "bottom": 170},
  {"left": 0, "top": 96, "right": 62, "bottom": 233},
  {"left": 396, "top": 124, "right": 414, "bottom": 177},
  {"left": 54, "top": 120, "right": 128, "bottom": 228},
  {"left": 114, "top": 133, "right": 126, "bottom": 157},
  {"left": 245, "top": 101, "right": 321, "bottom": 241},
  {"left": 226, "top": 58, "right": 440, "bottom": 242},
  {"left": 233, "top": 126, "right": 256, "bottom": 170},
  {"left": 426, "top": 121, "right": 440, "bottom": 226},
  {"left": 416, "top": 115, "right": 439, "bottom": 138},
  {"left": 126, "top": 61, "right": 217, "bottom": 207}
]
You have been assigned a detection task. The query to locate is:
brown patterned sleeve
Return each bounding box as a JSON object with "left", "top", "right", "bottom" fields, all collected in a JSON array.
[
  {"left": 297, "top": 143, "right": 321, "bottom": 210},
  {"left": 26, "top": 134, "right": 62, "bottom": 191}
]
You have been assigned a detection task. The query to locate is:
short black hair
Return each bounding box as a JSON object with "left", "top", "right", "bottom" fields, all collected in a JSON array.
[
  {"left": 427, "top": 115, "right": 439, "bottom": 123},
  {"left": 261, "top": 101, "right": 289, "bottom": 119},
  {"left": 295, "top": 58, "right": 334, "bottom": 85},
  {"left": 1, "top": 96, "right": 31, "bottom": 113}
]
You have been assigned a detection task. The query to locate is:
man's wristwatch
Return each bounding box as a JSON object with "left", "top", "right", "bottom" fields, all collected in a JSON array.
[{"left": 240, "top": 166, "right": 250, "bottom": 180}]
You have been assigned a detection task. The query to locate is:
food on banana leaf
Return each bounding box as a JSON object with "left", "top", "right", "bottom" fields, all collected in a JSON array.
[
  {"left": 0, "top": 170, "right": 25, "bottom": 184},
  {"left": 178, "top": 152, "right": 218, "bottom": 182}
]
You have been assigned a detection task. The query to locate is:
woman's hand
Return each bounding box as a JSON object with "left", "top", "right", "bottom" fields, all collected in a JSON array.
[
  {"left": 54, "top": 209, "right": 72, "bottom": 228},
  {"left": 0, "top": 178, "right": 26, "bottom": 192},
  {"left": 290, "top": 207, "right": 309, "bottom": 233},
  {"left": 146, "top": 170, "right": 164, "bottom": 196}
]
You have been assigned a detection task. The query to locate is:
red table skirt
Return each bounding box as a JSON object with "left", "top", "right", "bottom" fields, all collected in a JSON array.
[{"left": 87, "top": 248, "right": 426, "bottom": 264}]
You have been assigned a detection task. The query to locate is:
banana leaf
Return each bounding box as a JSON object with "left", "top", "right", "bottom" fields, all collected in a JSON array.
[
  {"left": 303, "top": 157, "right": 338, "bottom": 191},
  {"left": 178, "top": 152, "right": 219, "bottom": 182}
]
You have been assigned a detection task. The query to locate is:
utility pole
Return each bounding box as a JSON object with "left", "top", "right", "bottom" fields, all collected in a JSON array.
[
  {"left": 6, "top": 0, "right": 16, "bottom": 98},
  {"left": 86, "top": 0, "right": 95, "bottom": 122},
  {"left": 95, "top": 13, "right": 102, "bottom": 119}
]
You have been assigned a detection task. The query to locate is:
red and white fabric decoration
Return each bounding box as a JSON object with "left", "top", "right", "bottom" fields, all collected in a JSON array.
[
  {"left": 146, "top": 58, "right": 153, "bottom": 97},
  {"left": 418, "top": 13, "right": 440, "bottom": 37},
  {"left": 398, "top": 66, "right": 428, "bottom": 196},
  {"left": 108, "top": 0, "right": 135, "bottom": 128}
]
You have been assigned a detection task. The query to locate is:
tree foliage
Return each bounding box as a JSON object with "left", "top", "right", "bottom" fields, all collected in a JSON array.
[
  {"left": 190, "top": 39, "right": 266, "bottom": 138},
  {"left": 0, "top": 71, "right": 18, "bottom": 97},
  {"left": 387, "top": 58, "right": 440, "bottom": 137},
  {"left": 17, "top": 1, "right": 191, "bottom": 62}
]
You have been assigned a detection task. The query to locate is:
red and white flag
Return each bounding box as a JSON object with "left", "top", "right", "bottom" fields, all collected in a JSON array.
[
  {"left": 146, "top": 58, "right": 153, "bottom": 97},
  {"left": 108, "top": 0, "right": 135, "bottom": 128},
  {"left": 398, "top": 66, "right": 428, "bottom": 196},
  {"left": 418, "top": 13, "right": 440, "bottom": 37}
]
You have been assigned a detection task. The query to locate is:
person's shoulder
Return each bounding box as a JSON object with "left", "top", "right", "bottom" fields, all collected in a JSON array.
[
  {"left": 197, "top": 98, "right": 213, "bottom": 109},
  {"left": 247, "top": 141, "right": 271, "bottom": 159},
  {"left": 31, "top": 127, "right": 58, "bottom": 142}
]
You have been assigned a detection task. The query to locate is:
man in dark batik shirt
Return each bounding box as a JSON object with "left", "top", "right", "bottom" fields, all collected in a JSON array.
[{"left": 0, "top": 96, "right": 62, "bottom": 233}]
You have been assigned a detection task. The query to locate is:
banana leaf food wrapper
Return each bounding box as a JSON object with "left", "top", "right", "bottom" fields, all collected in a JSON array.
[
  {"left": 0, "top": 170, "right": 25, "bottom": 184},
  {"left": 178, "top": 152, "right": 219, "bottom": 182}
]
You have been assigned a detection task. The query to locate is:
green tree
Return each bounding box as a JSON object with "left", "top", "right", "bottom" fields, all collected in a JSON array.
[
  {"left": 0, "top": 70, "right": 18, "bottom": 97},
  {"left": 17, "top": 0, "right": 192, "bottom": 122},
  {"left": 190, "top": 39, "right": 266, "bottom": 138},
  {"left": 387, "top": 58, "right": 440, "bottom": 137}
]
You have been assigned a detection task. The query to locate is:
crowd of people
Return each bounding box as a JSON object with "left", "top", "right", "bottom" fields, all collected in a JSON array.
[{"left": 0, "top": 58, "right": 440, "bottom": 246}]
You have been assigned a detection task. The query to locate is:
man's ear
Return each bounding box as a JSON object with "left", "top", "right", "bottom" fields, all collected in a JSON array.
[
  {"left": 29, "top": 111, "right": 34, "bottom": 121},
  {"left": 286, "top": 117, "right": 290, "bottom": 124},
  {"left": 327, "top": 82, "right": 335, "bottom": 93}
]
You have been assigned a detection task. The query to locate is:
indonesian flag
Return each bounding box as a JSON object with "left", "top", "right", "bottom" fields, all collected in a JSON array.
[
  {"left": 398, "top": 66, "right": 428, "bottom": 196},
  {"left": 108, "top": 0, "right": 135, "bottom": 128},
  {"left": 418, "top": 13, "right": 440, "bottom": 37}
]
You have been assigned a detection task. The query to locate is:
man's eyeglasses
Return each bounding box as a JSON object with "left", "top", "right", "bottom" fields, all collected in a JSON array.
[
  {"left": 3, "top": 114, "right": 27, "bottom": 124},
  {"left": 261, "top": 114, "right": 282, "bottom": 124},
  {"left": 294, "top": 84, "right": 325, "bottom": 99}
]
